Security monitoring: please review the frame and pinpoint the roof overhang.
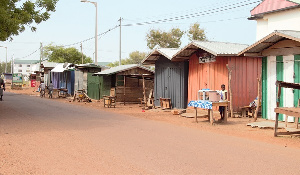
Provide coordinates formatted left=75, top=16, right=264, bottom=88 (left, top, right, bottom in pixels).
left=238, top=30, right=300, bottom=56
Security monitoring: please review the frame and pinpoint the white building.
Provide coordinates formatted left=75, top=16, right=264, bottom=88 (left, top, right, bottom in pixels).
left=13, top=59, right=40, bottom=76
left=249, top=0, right=300, bottom=40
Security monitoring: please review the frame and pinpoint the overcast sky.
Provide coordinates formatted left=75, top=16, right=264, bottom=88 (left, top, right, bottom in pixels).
left=0, top=0, right=259, bottom=63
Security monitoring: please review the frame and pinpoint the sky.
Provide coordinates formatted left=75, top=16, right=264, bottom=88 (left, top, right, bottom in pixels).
left=0, top=0, right=260, bottom=63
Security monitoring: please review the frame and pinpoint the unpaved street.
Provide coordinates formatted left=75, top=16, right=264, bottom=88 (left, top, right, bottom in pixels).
left=1, top=92, right=300, bottom=174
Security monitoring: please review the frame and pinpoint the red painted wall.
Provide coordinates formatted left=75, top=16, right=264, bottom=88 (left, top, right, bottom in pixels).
left=188, top=54, right=262, bottom=111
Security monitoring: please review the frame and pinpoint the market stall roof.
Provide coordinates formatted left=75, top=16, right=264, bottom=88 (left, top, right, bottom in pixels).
left=172, top=41, right=248, bottom=61
left=94, top=64, right=154, bottom=76
left=142, top=48, right=181, bottom=65
left=75, top=63, right=105, bottom=69
left=51, top=63, right=74, bottom=72
left=41, top=61, right=59, bottom=68
left=238, top=30, right=300, bottom=56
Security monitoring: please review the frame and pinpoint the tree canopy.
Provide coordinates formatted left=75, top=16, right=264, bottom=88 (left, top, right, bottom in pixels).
left=0, top=0, right=59, bottom=41
left=187, top=23, right=207, bottom=41
left=146, top=28, right=185, bottom=49
left=0, top=61, right=11, bottom=74
left=43, top=45, right=93, bottom=64
left=108, top=51, right=147, bottom=67
left=146, top=23, right=207, bottom=49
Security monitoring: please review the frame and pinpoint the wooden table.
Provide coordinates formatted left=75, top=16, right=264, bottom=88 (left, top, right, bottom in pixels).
left=58, top=88, right=68, bottom=98
left=274, top=107, right=300, bottom=136
left=103, top=96, right=116, bottom=108
left=189, top=101, right=228, bottom=125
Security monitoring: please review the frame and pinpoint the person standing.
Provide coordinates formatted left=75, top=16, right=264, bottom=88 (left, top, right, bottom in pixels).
left=219, top=84, right=227, bottom=120
left=0, top=77, right=5, bottom=101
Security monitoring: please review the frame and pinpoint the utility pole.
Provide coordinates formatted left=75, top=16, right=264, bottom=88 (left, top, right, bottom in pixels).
left=5, top=47, right=7, bottom=73
left=40, top=42, right=43, bottom=72
left=118, top=17, right=123, bottom=66
left=81, top=42, right=83, bottom=64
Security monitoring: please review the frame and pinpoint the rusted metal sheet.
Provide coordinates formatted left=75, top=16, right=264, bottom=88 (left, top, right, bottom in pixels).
left=251, top=0, right=299, bottom=16
left=188, top=54, right=262, bottom=112
left=188, top=54, right=228, bottom=103
left=228, top=56, right=262, bottom=111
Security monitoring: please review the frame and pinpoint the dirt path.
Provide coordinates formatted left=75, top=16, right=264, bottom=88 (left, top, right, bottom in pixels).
left=1, top=90, right=300, bottom=174
left=6, top=87, right=300, bottom=149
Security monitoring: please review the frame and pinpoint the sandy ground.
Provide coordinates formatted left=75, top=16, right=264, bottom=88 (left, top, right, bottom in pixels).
left=6, top=86, right=300, bottom=149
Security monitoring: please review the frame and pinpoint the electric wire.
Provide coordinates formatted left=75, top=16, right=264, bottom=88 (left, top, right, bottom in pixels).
left=122, top=0, right=261, bottom=26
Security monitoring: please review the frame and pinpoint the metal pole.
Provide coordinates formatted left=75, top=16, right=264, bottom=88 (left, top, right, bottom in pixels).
left=81, top=42, right=83, bottom=64
left=40, top=42, right=43, bottom=72
left=119, top=17, right=122, bottom=66
left=95, top=2, right=98, bottom=65
left=5, top=47, right=7, bottom=73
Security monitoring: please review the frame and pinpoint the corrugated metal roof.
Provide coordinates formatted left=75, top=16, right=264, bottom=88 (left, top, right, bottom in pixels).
left=250, top=0, right=299, bottom=16
left=14, top=60, right=39, bottom=64
left=173, top=41, right=248, bottom=61
left=94, top=64, right=154, bottom=75
left=238, top=30, right=300, bottom=55
left=142, top=48, right=180, bottom=65
left=76, top=63, right=104, bottom=68
left=51, top=63, right=73, bottom=72
left=41, top=61, right=59, bottom=68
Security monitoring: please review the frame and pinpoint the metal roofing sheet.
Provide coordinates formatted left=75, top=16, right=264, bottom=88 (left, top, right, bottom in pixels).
left=142, top=48, right=180, bottom=64
left=41, top=61, right=59, bottom=68
left=51, top=63, right=73, bottom=72
left=238, top=30, right=300, bottom=55
left=251, top=0, right=299, bottom=16
left=94, top=64, right=154, bottom=75
left=14, top=60, right=40, bottom=64
left=173, top=41, right=248, bottom=60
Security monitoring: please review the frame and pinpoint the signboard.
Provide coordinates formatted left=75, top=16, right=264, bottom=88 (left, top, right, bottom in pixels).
left=12, top=73, right=23, bottom=83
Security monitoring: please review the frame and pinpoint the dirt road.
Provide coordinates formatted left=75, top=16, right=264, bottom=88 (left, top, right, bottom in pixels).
left=1, top=92, right=300, bottom=174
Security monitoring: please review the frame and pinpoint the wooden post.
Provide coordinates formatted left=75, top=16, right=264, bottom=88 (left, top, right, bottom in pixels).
left=142, top=75, right=146, bottom=107
left=195, top=107, right=198, bottom=123
left=274, top=82, right=282, bottom=137
left=254, top=77, right=261, bottom=121
left=226, top=65, right=233, bottom=118
left=123, top=75, right=126, bottom=105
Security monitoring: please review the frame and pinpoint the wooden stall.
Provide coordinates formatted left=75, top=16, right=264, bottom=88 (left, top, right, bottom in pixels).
left=142, top=48, right=189, bottom=109
left=173, top=41, right=262, bottom=112
left=94, top=64, right=154, bottom=104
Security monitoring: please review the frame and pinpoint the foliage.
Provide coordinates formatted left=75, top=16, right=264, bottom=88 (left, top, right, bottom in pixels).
left=146, top=28, right=185, bottom=49
left=187, top=23, right=207, bottom=41
left=0, top=61, right=12, bottom=74
left=108, top=51, right=147, bottom=67
left=43, top=45, right=93, bottom=64
left=0, top=0, right=59, bottom=41
left=146, top=23, right=207, bottom=49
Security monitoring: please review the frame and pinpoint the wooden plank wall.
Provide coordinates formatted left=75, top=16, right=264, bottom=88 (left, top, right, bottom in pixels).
left=116, top=76, right=154, bottom=102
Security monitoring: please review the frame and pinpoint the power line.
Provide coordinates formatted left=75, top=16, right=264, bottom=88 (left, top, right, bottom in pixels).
left=122, top=0, right=261, bottom=27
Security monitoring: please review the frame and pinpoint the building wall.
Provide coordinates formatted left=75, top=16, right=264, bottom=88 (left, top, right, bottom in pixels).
left=189, top=54, right=262, bottom=111
left=13, top=63, right=34, bottom=76
left=155, top=56, right=188, bottom=109
left=188, top=54, right=228, bottom=103
left=228, top=56, right=262, bottom=111
left=256, top=8, right=300, bottom=40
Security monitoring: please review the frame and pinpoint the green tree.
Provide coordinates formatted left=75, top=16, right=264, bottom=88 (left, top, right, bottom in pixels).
left=43, top=45, right=93, bottom=64
left=0, top=0, right=59, bottom=41
left=0, top=61, right=12, bottom=74
left=187, top=23, right=207, bottom=41
left=146, top=28, right=185, bottom=49
left=108, top=51, right=147, bottom=67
